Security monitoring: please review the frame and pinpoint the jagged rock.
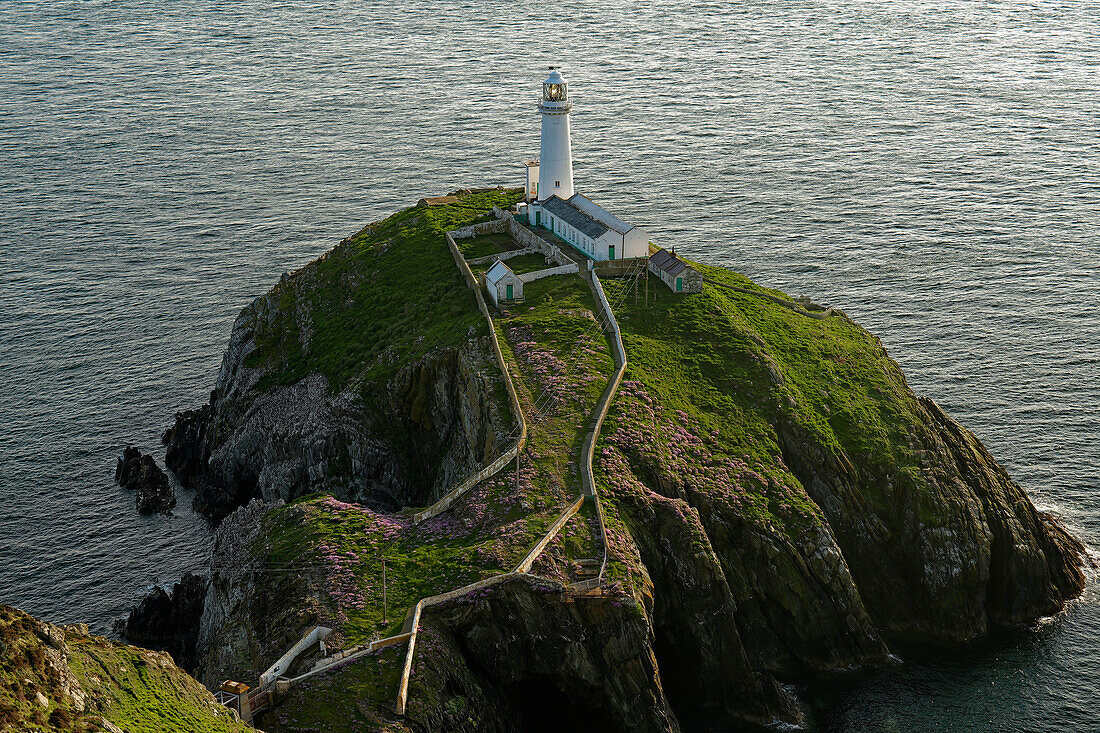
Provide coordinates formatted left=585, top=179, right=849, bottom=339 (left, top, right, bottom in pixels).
left=163, top=300, right=511, bottom=521
left=194, top=498, right=313, bottom=689
left=114, top=572, right=208, bottom=670
left=406, top=577, right=688, bottom=733
left=115, top=446, right=175, bottom=514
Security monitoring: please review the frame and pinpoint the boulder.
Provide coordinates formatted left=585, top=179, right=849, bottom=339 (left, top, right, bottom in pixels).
left=115, top=447, right=175, bottom=514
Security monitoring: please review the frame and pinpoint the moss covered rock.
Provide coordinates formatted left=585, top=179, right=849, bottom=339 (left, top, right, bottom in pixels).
left=0, top=605, right=249, bottom=733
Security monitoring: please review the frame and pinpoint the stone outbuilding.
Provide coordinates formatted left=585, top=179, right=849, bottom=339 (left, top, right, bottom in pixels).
left=484, top=260, right=524, bottom=306
left=648, top=248, right=702, bottom=294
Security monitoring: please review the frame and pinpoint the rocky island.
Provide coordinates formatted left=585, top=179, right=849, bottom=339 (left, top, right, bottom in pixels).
left=149, top=188, right=1088, bottom=730
left=2, top=188, right=1086, bottom=732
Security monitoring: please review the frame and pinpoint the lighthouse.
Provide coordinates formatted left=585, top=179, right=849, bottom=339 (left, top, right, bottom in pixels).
left=523, top=69, right=650, bottom=263
left=536, top=68, right=574, bottom=201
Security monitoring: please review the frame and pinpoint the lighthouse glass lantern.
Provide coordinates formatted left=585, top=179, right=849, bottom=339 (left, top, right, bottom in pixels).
left=544, top=80, right=566, bottom=102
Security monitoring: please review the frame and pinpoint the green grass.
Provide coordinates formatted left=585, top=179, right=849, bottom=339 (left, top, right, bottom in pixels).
left=456, top=232, right=512, bottom=260
left=595, top=261, right=930, bottom=542
left=66, top=641, right=251, bottom=733
left=248, top=272, right=616, bottom=651
left=259, top=647, right=405, bottom=733
left=244, top=189, right=524, bottom=394
left=0, top=605, right=249, bottom=733
left=502, top=253, right=550, bottom=275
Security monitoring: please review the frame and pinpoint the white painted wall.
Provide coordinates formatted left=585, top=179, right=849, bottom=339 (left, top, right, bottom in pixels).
left=524, top=163, right=539, bottom=202
left=537, top=70, right=574, bottom=201
left=622, top=227, right=649, bottom=259
left=487, top=271, right=523, bottom=305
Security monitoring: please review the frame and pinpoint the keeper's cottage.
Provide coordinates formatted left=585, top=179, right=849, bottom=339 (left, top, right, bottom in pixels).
left=522, top=69, right=650, bottom=262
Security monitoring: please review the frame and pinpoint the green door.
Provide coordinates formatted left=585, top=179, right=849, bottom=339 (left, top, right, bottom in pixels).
left=676, top=277, right=683, bottom=292
left=534, top=211, right=540, bottom=226
left=506, top=284, right=514, bottom=300
left=608, top=245, right=615, bottom=260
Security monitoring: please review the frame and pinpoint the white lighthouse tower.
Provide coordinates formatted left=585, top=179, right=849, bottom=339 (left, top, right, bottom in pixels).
left=521, top=69, right=650, bottom=263
left=536, top=68, right=574, bottom=201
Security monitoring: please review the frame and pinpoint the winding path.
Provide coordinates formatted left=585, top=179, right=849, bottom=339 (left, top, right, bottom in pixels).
left=252, top=216, right=630, bottom=721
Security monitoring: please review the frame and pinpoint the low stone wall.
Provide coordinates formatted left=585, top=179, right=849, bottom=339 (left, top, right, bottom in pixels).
left=449, top=218, right=508, bottom=240
left=518, top=263, right=579, bottom=283
left=577, top=270, right=627, bottom=587
left=417, top=233, right=528, bottom=525
left=514, top=495, right=586, bottom=573
left=467, top=247, right=540, bottom=266
left=259, top=626, right=331, bottom=688
left=396, top=498, right=585, bottom=715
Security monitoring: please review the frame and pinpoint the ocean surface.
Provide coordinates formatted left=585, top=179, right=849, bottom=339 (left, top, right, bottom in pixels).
left=1, top=1, right=1097, bottom=730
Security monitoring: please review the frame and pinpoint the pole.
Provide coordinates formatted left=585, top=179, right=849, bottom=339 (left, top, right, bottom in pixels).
left=382, top=558, right=387, bottom=626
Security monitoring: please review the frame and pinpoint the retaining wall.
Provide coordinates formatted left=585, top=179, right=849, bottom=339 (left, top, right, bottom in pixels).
left=467, top=246, right=540, bottom=266
left=501, top=216, right=573, bottom=266
left=449, top=218, right=508, bottom=240
left=518, top=262, right=579, bottom=283
left=576, top=270, right=627, bottom=586
left=259, top=626, right=331, bottom=688
left=594, top=257, right=648, bottom=277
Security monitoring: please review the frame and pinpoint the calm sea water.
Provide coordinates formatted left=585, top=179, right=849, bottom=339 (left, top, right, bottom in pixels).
left=2, top=1, right=1097, bottom=730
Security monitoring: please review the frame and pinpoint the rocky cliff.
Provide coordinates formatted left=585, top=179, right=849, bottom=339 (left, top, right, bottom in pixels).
left=0, top=604, right=249, bottom=733
left=164, top=191, right=1085, bottom=733
left=164, top=195, right=515, bottom=521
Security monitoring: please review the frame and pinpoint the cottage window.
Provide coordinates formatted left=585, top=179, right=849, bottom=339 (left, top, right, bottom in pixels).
left=555, top=180, right=561, bottom=188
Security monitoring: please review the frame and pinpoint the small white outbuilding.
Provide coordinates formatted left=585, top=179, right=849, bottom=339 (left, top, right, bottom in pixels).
left=484, top=260, right=524, bottom=306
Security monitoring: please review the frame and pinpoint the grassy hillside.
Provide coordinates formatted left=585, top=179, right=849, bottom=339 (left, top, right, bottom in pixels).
left=244, top=189, right=524, bottom=393
left=0, top=605, right=249, bottom=733
left=250, top=272, right=615, bottom=643
left=248, top=272, right=619, bottom=731
left=596, top=262, right=929, bottom=541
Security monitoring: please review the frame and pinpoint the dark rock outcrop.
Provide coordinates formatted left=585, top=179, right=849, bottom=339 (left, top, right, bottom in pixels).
left=405, top=577, right=683, bottom=733
left=115, top=447, right=175, bottom=514
left=163, top=294, right=511, bottom=522
left=114, top=573, right=208, bottom=671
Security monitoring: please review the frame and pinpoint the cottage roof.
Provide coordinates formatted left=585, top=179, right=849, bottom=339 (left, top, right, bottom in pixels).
left=541, top=196, right=609, bottom=239
left=486, top=260, right=517, bottom=285
left=650, top=249, right=687, bottom=276
left=568, top=193, right=634, bottom=235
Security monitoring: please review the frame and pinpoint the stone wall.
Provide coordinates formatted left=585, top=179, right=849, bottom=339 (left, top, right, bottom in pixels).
left=504, top=217, right=573, bottom=266
left=594, top=257, right=648, bottom=277
left=449, top=218, right=508, bottom=240
left=518, top=263, right=579, bottom=283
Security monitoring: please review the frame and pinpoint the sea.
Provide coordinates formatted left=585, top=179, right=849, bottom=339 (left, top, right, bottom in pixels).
left=1, top=1, right=1097, bottom=730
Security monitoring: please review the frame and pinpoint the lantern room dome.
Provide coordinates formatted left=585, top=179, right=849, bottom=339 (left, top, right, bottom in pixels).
left=539, top=68, right=571, bottom=112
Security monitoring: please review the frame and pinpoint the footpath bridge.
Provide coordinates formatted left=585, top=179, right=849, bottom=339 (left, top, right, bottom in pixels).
left=238, top=212, right=634, bottom=723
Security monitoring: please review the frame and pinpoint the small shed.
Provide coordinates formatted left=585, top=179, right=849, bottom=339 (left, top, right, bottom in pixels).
left=215, top=681, right=253, bottom=722
left=648, top=248, right=702, bottom=294
left=485, top=260, right=524, bottom=306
